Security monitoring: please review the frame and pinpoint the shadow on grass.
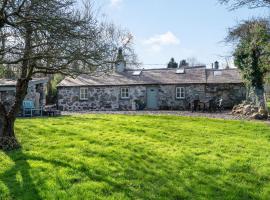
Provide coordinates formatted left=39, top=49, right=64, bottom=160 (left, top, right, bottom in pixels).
left=80, top=145, right=262, bottom=199
left=0, top=149, right=42, bottom=200
left=0, top=147, right=265, bottom=199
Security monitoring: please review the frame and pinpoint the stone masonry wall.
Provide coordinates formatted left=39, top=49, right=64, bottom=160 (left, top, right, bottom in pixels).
left=57, top=83, right=246, bottom=111
left=0, top=90, right=16, bottom=111
left=205, top=84, right=246, bottom=108
left=158, top=84, right=206, bottom=110
left=57, top=86, right=147, bottom=111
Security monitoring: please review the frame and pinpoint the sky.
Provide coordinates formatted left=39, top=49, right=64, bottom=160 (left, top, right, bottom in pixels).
left=87, top=0, right=269, bottom=68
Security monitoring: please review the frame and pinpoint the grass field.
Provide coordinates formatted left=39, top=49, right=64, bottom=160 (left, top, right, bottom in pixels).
left=0, top=114, right=270, bottom=200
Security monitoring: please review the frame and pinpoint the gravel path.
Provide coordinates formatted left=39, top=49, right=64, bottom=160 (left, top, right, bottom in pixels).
left=62, top=110, right=270, bottom=125
left=62, top=110, right=249, bottom=120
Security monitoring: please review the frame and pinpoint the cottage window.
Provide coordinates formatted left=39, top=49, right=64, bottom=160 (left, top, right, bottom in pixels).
left=176, top=87, right=185, bottom=99
left=121, top=88, right=130, bottom=99
left=80, top=88, right=88, bottom=100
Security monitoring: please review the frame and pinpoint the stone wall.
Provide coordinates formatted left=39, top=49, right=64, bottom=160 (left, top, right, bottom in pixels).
left=57, top=83, right=246, bottom=111
left=0, top=90, right=16, bottom=111
left=205, top=84, right=246, bottom=108
left=57, top=86, right=147, bottom=111
left=158, top=84, right=206, bottom=110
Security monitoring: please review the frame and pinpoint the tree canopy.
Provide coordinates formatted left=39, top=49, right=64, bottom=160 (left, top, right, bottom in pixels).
left=167, top=58, right=178, bottom=68
left=227, top=19, right=270, bottom=88
left=0, top=0, right=135, bottom=77
left=179, top=60, right=189, bottom=67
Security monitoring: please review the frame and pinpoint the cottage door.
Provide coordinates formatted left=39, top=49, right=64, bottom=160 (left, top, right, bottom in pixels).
left=147, top=87, right=158, bottom=110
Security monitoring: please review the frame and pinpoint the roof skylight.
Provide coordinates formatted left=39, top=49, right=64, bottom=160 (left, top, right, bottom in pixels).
left=132, top=70, right=142, bottom=76
left=176, top=68, right=185, bottom=74
left=214, top=71, right=222, bottom=76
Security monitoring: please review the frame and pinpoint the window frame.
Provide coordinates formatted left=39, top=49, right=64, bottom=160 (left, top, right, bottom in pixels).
left=176, top=87, right=185, bottom=99
left=80, top=87, right=88, bottom=100
left=120, top=87, right=130, bottom=99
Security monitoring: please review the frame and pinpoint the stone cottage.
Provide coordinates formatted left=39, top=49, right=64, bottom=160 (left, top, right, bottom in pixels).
left=57, top=54, right=246, bottom=111
left=0, top=78, right=48, bottom=111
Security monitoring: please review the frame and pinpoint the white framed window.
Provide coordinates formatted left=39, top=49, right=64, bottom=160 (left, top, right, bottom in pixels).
left=80, top=87, right=88, bottom=100
left=120, top=88, right=130, bottom=99
left=176, top=87, right=185, bottom=99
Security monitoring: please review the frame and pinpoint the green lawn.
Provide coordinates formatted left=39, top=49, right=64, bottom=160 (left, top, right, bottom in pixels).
left=0, top=115, right=270, bottom=200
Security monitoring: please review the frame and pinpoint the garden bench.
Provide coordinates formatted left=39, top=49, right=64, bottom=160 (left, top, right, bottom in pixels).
left=22, top=100, right=43, bottom=117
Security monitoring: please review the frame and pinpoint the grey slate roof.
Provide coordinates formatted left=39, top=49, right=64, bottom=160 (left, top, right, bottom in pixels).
left=0, top=79, right=16, bottom=87
left=206, top=68, right=243, bottom=84
left=58, top=66, right=243, bottom=87
left=0, top=78, right=48, bottom=87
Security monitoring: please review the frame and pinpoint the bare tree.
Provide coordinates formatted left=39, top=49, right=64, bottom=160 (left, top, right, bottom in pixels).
left=186, top=57, right=204, bottom=67
left=219, top=0, right=270, bottom=9
left=0, top=0, right=136, bottom=150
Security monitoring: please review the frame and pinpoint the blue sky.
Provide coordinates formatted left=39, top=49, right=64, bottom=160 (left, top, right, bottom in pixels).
left=92, top=0, right=269, bottom=67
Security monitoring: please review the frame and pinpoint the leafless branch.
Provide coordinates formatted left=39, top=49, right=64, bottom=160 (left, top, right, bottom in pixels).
left=219, top=0, right=270, bottom=10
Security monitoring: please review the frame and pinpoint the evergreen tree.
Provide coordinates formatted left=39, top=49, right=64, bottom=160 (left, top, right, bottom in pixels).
left=167, top=58, right=178, bottom=68
left=227, top=19, right=270, bottom=113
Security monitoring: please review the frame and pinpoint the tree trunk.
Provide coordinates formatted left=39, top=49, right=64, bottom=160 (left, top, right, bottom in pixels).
left=255, top=87, right=269, bottom=112
left=247, top=86, right=269, bottom=119
left=248, top=86, right=269, bottom=118
left=0, top=78, right=30, bottom=151
left=0, top=116, right=20, bottom=151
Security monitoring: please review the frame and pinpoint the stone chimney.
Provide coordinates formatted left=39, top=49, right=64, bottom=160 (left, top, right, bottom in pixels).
left=214, top=61, right=219, bottom=69
left=115, top=48, right=126, bottom=73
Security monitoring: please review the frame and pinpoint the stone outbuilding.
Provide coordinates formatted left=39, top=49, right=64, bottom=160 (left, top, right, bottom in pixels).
left=0, top=78, right=48, bottom=111
left=57, top=56, right=246, bottom=111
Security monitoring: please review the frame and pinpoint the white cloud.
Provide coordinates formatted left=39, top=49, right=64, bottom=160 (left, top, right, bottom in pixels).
left=110, top=0, right=123, bottom=7
left=143, top=31, right=180, bottom=52
left=144, top=32, right=180, bottom=46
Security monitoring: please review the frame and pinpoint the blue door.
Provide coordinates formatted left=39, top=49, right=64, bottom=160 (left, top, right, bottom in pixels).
left=147, top=87, right=158, bottom=109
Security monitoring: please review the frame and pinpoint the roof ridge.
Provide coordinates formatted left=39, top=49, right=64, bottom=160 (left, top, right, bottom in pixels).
left=206, top=68, right=239, bottom=71
left=126, top=66, right=206, bottom=72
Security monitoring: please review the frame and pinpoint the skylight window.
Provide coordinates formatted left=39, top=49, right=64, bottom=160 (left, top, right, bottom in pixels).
left=132, top=70, right=142, bottom=76
left=214, top=71, right=222, bottom=76
left=176, top=68, right=185, bottom=74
